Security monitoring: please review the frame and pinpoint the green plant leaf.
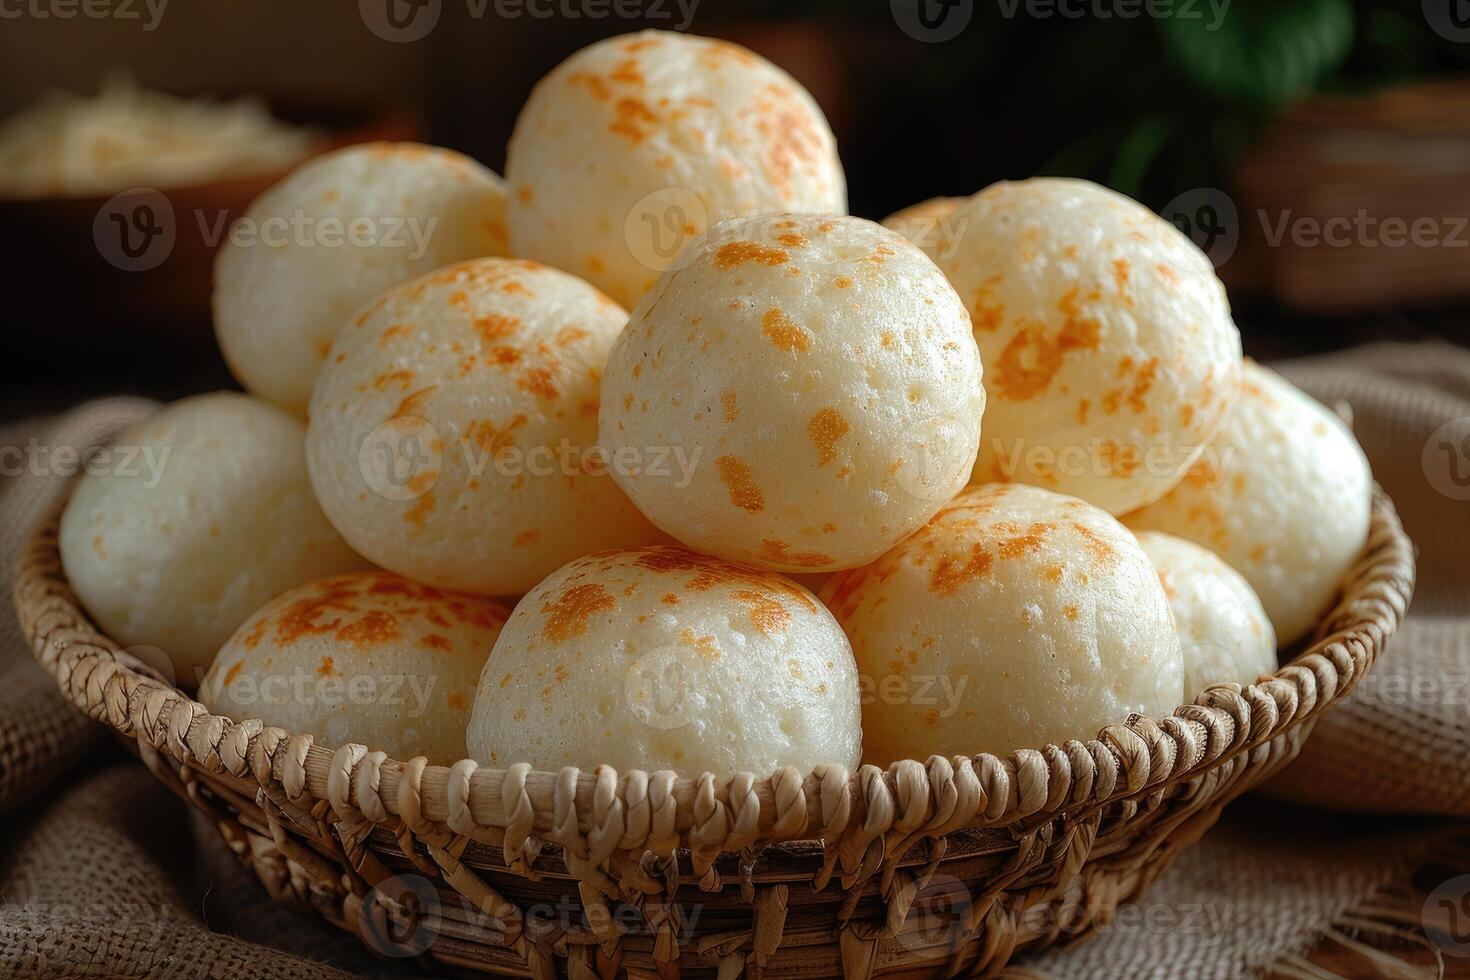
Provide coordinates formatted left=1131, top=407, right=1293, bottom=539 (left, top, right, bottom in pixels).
left=1161, top=0, right=1355, bottom=108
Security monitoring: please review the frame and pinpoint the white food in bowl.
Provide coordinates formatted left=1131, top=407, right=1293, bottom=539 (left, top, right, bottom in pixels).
left=58, top=392, right=365, bottom=679
left=200, top=571, right=508, bottom=763
left=1124, top=361, right=1372, bottom=646
left=214, top=142, right=509, bottom=416
left=935, top=177, right=1242, bottom=515
left=307, top=257, right=663, bottom=597
left=506, top=29, right=846, bottom=310
left=1133, top=530, right=1276, bottom=699
left=600, top=213, right=985, bottom=572
left=823, top=483, right=1183, bottom=764
left=467, top=546, right=861, bottom=776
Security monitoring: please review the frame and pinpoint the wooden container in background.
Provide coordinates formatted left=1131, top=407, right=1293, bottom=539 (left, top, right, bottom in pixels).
left=1232, top=78, right=1470, bottom=313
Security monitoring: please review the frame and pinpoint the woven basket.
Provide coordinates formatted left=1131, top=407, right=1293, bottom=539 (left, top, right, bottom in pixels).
left=14, top=489, right=1414, bottom=978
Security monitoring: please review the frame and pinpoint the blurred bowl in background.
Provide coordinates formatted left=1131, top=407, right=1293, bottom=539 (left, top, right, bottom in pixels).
left=1, top=105, right=420, bottom=366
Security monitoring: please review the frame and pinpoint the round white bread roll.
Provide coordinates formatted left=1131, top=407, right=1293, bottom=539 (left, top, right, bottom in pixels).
left=506, top=30, right=846, bottom=310
left=200, top=571, right=508, bottom=762
left=600, top=213, right=985, bottom=572
left=214, top=142, right=509, bottom=416
left=467, top=546, right=861, bottom=776
left=58, top=393, right=365, bottom=679
left=822, top=483, right=1182, bottom=764
left=307, top=257, right=662, bottom=596
left=1125, top=361, right=1372, bottom=646
left=1133, top=531, right=1276, bottom=700
left=881, top=195, right=967, bottom=261
left=934, top=178, right=1242, bottom=515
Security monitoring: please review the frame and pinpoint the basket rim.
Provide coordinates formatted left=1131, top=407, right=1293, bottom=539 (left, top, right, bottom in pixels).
left=13, top=487, right=1414, bottom=875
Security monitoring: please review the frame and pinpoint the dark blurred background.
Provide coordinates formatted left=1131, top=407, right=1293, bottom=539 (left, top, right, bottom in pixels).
left=3, top=0, right=1469, bottom=420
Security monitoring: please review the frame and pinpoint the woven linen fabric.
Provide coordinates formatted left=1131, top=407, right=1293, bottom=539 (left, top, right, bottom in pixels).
left=1, top=343, right=1467, bottom=978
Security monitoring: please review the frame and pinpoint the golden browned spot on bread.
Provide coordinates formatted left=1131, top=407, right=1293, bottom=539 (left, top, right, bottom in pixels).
left=627, top=547, right=818, bottom=610
left=421, top=634, right=454, bottom=651
left=513, top=529, right=541, bottom=547
left=998, top=522, right=1052, bottom=560
left=971, top=274, right=1005, bottom=332
left=761, top=307, right=812, bottom=353
left=404, top=493, right=435, bottom=530
left=467, top=415, right=528, bottom=459
left=930, top=543, right=993, bottom=595
left=1070, top=522, right=1115, bottom=563
left=315, top=656, right=335, bottom=678
left=732, top=589, right=791, bottom=635
left=223, top=660, right=244, bottom=687
left=541, top=583, right=615, bottom=642
left=517, top=364, right=560, bottom=400
left=834, top=275, right=852, bottom=289
left=714, top=241, right=788, bottom=269
left=337, top=610, right=401, bottom=647
left=609, top=98, right=658, bottom=143
left=721, top=389, right=739, bottom=422
left=759, top=539, right=833, bottom=569
left=472, top=313, right=521, bottom=343
left=776, top=232, right=809, bottom=248
left=716, top=456, right=765, bottom=512
left=1112, top=258, right=1130, bottom=293
left=447, top=691, right=468, bottom=711
left=991, top=290, right=1101, bottom=401
left=567, top=71, right=611, bottom=101
left=390, top=386, right=438, bottom=420
left=806, top=408, right=849, bottom=466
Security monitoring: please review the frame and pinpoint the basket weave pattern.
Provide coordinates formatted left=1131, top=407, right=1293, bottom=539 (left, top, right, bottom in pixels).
left=14, top=491, right=1414, bottom=977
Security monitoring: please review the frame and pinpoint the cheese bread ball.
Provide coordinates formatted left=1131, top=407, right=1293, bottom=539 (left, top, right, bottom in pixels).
left=1125, top=362, right=1372, bottom=646
left=467, top=546, right=861, bottom=776
left=215, top=142, right=509, bottom=416
left=308, top=257, right=663, bottom=596
left=506, top=30, right=846, bottom=309
left=882, top=195, right=967, bottom=261
left=935, top=178, right=1241, bottom=515
left=59, top=393, right=365, bottom=679
left=1134, top=531, right=1276, bottom=700
left=601, top=213, right=985, bottom=572
left=822, top=483, right=1182, bottom=764
left=201, top=572, right=507, bottom=762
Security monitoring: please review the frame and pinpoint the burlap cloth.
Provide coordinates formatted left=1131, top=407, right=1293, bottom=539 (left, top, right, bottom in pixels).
left=2, top=342, right=1468, bottom=979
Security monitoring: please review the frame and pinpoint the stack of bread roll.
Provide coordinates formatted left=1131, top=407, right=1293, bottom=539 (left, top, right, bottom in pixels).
left=59, top=30, right=1372, bottom=775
